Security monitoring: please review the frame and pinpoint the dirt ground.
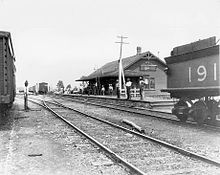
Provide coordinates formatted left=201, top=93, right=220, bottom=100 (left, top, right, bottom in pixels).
left=0, top=98, right=130, bottom=175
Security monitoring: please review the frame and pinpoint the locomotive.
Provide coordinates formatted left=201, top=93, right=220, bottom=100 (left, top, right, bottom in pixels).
left=162, top=37, right=220, bottom=125
left=0, top=31, right=16, bottom=111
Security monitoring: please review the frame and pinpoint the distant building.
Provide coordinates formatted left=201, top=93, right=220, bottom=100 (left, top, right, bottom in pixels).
left=77, top=47, right=168, bottom=97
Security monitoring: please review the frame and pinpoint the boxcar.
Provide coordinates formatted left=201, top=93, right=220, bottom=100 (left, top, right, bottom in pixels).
left=38, top=82, right=48, bottom=94
left=162, top=37, right=220, bottom=125
left=0, top=31, right=16, bottom=110
left=28, top=85, right=36, bottom=94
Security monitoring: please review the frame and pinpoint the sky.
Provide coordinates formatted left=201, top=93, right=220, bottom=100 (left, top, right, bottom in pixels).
left=0, top=0, right=220, bottom=89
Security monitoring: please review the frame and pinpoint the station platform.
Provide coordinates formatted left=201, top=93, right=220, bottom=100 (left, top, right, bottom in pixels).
left=88, top=94, right=173, bottom=102
left=68, top=94, right=174, bottom=113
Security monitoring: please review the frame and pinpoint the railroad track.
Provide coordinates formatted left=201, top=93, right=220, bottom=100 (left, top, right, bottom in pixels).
left=29, top=97, right=220, bottom=175
left=58, top=95, right=220, bottom=132
left=28, top=98, right=135, bottom=175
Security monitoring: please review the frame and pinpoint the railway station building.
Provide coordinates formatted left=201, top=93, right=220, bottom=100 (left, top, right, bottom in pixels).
left=77, top=47, right=168, bottom=98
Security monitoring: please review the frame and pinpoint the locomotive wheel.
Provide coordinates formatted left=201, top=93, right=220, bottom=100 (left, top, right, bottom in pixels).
left=205, top=99, right=219, bottom=122
left=174, top=100, right=189, bottom=122
left=176, top=114, right=188, bottom=122
left=7, top=102, right=13, bottom=109
left=192, top=101, right=208, bottom=125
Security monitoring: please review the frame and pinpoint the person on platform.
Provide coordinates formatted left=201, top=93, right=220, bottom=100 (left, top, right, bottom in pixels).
left=145, top=77, right=149, bottom=89
left=94, top=82, right=98, bottom=95
left=116, top=80, right=120, bottom=98
left=126, top=78, right=132, bottom=100
left=139, top=76, right=145, bottom=100
left=109, top=84, right=113, bottom=96
left=101, top=85, right=105, bottom=95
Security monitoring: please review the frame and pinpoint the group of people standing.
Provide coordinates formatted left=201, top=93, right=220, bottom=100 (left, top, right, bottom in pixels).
left=101, top=84, right=114, bottom=96
left=115, top=76, right=145, bottom=100
left=89, top=76, right=146, bottom=100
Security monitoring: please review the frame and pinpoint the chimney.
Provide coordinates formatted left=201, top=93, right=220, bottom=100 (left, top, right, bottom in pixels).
left=137, top=46, right=141, bottom=55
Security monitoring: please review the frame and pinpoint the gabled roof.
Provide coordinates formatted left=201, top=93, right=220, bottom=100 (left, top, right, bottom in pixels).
left=77, top=51, right=166, bottom=81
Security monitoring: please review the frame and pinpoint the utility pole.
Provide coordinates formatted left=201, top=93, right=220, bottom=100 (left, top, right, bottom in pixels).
left=115, top=36, right=129, bottom=97
left=24, top=80, right=29, bottom=111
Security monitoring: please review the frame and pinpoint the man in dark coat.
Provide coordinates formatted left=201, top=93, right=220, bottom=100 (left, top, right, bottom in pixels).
left=139, top=76, right=145, bottom=100
left=116, top=79, right=120, bottom=98
left=125, top=78, right=132, bottom=100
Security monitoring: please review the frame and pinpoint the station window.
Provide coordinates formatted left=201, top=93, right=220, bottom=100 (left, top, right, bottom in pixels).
left=143, top=76, right=155, bottom=90
left=150, top=78, right=155, bottom=89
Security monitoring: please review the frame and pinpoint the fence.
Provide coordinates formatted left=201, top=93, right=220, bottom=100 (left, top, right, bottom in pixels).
left=120, top=88, right=140, bottom=97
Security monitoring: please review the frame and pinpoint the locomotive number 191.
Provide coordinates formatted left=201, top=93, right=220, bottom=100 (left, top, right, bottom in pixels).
left=188, top=63, right=217, bottom=82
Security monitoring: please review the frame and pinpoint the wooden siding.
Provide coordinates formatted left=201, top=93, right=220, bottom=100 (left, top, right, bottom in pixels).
left=0, top=35, right=16, bottom=103
left=127, top=59, right=167, bottom=96
left=0, top=38, right=4, bottom=94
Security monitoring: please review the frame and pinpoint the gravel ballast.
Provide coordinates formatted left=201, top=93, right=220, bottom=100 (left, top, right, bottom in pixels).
left=58, top=98, right=220, bottom=163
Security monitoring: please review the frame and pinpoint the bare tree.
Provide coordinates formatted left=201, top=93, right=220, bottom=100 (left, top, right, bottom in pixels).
left=66, top=84, right=71, bottom=91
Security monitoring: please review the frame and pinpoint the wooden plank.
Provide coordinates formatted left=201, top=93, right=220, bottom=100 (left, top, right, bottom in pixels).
left=122, top=119, right=145, bottom=133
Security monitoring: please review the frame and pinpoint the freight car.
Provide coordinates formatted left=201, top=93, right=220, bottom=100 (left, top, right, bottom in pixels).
left=162, top=37, right=220, bottom=125
left=28, top=85, right=35, bottom=93
left=0, top=31, right=16, bottom=111
left=28, top=82, right=49, bottom=95
left=38, top=82, right=48, bottom=94
left=28, top=85, right=37, bottom=94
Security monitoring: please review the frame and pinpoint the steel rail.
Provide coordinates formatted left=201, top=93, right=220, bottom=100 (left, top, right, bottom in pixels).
left=29, top=98, right=45, bottom=107
left=29, top=98, right=146, bottom=175
left=87, top=99, right=174, bottom=116
left=86, top=97, right=172, bottom=115
left=62, top=94, right=172, bottom=114
left=52, top=99, right=220, bottom=168
left=61, top=96, right=176, bottom=119
left=60, top=96, right=194, bottom=124
left=61, top=95, right=220, bottom=131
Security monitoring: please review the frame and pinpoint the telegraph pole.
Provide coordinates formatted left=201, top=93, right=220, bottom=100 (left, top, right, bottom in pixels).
left=115, top=36, right=129, bottom=96
left=24, top=80, right=29, bottom=111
